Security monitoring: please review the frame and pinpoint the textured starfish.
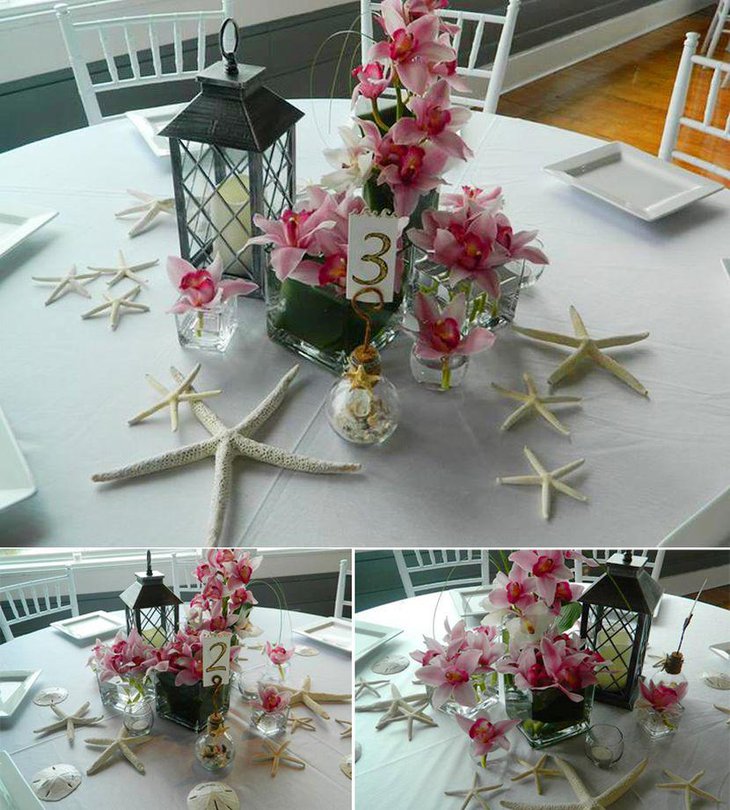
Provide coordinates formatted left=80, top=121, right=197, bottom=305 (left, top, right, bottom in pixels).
left=656, top=770, right=721, bottom=809
left=287, top=713, right=316, bottom=733
left=355, top=686, right=429, bottom=713
left=279, top=676, right=352, bottom=720
left=84, top=727, right=153, bottom=775
left=714, top=704, right=730, bottom=725
left=345, top=364, right=380, bottom=390
left=128, top=364, right=222, bottom=432
left=81, top=284, right=149, bottom=330
left=252, top=739, right=306, bottom=777
left=32, top=264, right=100, bottom=305
left=92, top=366, right=360, bottom=546
left=497, top=446, right=587, bottom=520
left=115, top=189, right=175, bottom=238
left=33, top=701, right=104, bottom=742
left=500, top=756, right=648, bottom=810
left=336, top=718, right=352, bottom=738
left=513, top=306, right=649, bottom=396
left=388, top=700, right=436, bottom=741
left=511, top=755, right=564, bottom=796
left=355, top=678, right=389, bottom=699
left=88, top=250, right=159, bottom=287
left=492, top=373, right=581, bottom=436
left=445, top=773, right=503, bottom=810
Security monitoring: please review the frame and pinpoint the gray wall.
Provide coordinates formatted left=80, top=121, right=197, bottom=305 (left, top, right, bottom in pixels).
left=1, top=0, right=673, bottom=153
left=355, top=550, right=729, bottom=611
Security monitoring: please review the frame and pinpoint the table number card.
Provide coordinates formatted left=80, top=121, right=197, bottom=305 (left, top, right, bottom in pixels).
left=202, top=631, right=232, bottom=686
left=346, top=211, right=400, bottom=303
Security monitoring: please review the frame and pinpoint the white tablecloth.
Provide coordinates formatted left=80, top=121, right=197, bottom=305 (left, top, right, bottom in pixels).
left=1, top=99, right=729, bottom=547
left=355, top=592, right=730, bottom=810
left=0, top=607, right=351, bottom=809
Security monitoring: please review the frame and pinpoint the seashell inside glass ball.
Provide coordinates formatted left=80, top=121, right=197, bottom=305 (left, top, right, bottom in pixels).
left=325, top=376, right=399, bottom=445
left=31, top=764, right=81, bottom=802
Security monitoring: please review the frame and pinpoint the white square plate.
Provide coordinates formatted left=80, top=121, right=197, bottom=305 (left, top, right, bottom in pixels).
left=544, top=142, right=723, bottom=221
left=50, top=611, right=123, bottom=642
left=0, top=406, right=35, bottom=512
left=0, top=751, right=43, bottom=810
left=126, top=103, right=185, bottom=158
left=0, top=205, right=57, bottom=262
left=0, top=670, right=41, bottom=719
left=710, top=641, right=730, bottom=660
left=293, top=617, right=352, bottom=653
left=449, top=586, right=491, bottom=618
left=354, top=620, right=403, bottom=663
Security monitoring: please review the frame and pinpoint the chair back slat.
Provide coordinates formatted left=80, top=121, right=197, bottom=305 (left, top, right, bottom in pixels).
left=467, top=18, right=485, bottom=70
left=173, top=20, right=183, bottom=75
left=97, top=27, right=119, bottom=84
left=197, top=18, right=206, bottom=72
left=452, top=10, right=464, bottom=55
left=124, top=27, right=140, bottom=80
left=393, top=550, right=491, bottom=599
left=703, top=67, right=723, bottom=126
left=334, top=558, right=352, bottom=620
left=148, top=23, right=162, bottom=76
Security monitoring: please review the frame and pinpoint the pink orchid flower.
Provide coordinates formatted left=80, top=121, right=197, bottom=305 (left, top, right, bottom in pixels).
left=548, top=581, right=584, bottom=615
left=167, top=255, right=258, bottom=313
left=369, top=0, right=456, bottom=95
left=441, top=185, right=503, bottom=215
left=352, top=62, right=391, bottom=104
left=205, top=548, right=236, bottom=574
left=636, top=679, right=688, bottom=714
left=322, top=125, right=375, bottom=191
left=391, top=79, right=472, bottom=160
left=252, top=684, right=290, bottom=714
left=415, top=647, right=482, bottom=707
left=509, top=550, right=572, bottom=606
left=467, top=629, right=505, bottom=673
left=488, top=566, right=537, bottom=613
left=494, top=213, right=549, bottom=266
left=265, top=642, right=294, bottom=666
left=226, top=552, right=262, bottom=591
left=455, top=712, right=520, bottom=759
left=375, top=136, right=448, bottom=216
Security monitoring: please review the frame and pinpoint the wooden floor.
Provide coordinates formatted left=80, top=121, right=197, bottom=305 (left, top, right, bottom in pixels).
left=688, top=585, right=730, bottom=609
left=499, top=9, right=729, bottom=185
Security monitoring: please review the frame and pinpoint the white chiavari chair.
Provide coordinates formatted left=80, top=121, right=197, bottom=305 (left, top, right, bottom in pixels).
left=573, top=550, right=666, bottom=585
left=393, top=549, right=491, bottom=598
left=0, top=567, right=79, bottom=641
left=359, top=0, right=520, bottom=112
left=659, top=32, right=730, bottom=182
left=701, top=0, right=730, bottom=61
left=55, top=0, right=233, bottom=126
left=170, top=551, right=204, bottom=599
left=334, top=558, right=352, bottom=620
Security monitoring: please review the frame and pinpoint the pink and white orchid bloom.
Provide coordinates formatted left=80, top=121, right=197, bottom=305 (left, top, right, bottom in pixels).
left=494, top=213, right=549, bottom=266
left=441, top=185, right=503, bottom=215
left=376, top=138, right=449, bottom=217
left=369, top=0, right=456, bottom=96
left=252, top=683, right=291, bottom=714
left=455, top=712, right=520, bottom=760
left=167, top=254, right=258, bottom=313
left=351, top=62, right=392, bottom=104
left=416, top=646, right=483, bottom=708
left=636, top=679, right=687, bottom=717
left=509, top=550, right=572, bottom=607
left=322, top=125, right=376, bottom=192
left=488, top=566, right=537, bottom=613
left=265, top=642, right=294, bottom=666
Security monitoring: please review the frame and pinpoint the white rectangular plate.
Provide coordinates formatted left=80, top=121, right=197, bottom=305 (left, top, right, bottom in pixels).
left=0, top=406, right=35, bottom=512
left=0, top=751, right=43, bottom=810
left=710, top=641, right=730, bottom=660
left=50, top=610, right=123, bottom=642
left=544, top=142, right=723, bottom=221
left=0, top=205, right=57, bottom=262
left=293, top=617, right=352, bottom=653
left=0, top=670, right=41, bottom=719
left=126, top=103, right=185, bottom=158
left=354, top=620, right=403, bottom=663
left=449, top=586, right=491, bottom=618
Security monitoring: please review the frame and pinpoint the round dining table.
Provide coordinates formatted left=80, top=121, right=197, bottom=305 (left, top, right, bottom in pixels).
left=0, top=606, right=352, bottom=810
left=354, top=591, right=730, bottom=810
left=1, top=99, right=729, bottom=547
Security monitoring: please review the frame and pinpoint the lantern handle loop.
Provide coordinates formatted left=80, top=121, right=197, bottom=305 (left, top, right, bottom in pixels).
left=351, top=286, right=384, bottom=353
left=219, top=18, right=239, bottom=75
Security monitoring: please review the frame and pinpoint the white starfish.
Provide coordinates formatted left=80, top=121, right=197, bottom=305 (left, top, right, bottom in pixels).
left=360, top=684, right=430, bottom=731
left=115, top=189, right=175, bottom=238
left=279, top=675, right=352, bottom=720
left=445, top=773, right=503, bottom=810
left=512, top=306, right=649, bottom=397
left=252, top=739, right=305, bottom=778
left=33, top=701, right=104, bottom=742
left=88, top=250, right=159, bottom=287
left=355, top=677, right=389, bottom=699
left=84, top=727, right=153, bottom=775
left=714, top=704, right=730, bottom=725
left=128, top=364, right=222, bottom=432
left=32, top=264, right=100, bottom=305
left=497, top=446, right=587, bottom=520
left=656, top=770, right=722, bottom=809
left=335, top=718, right=352, bottom=738
left=81, top=284, right=149, bottom=330
left=500, top=756, right=648, bottom=810
left=492, top=373, right=581, bottom=436
left=355, top=685, right=429, bottom=713
left=287, top=713, right=316, bottom=733
left=390, top=700, right=436, bottom=740
left=511, top=755, right=564, bottom=796
left=92, top=366, right=360, bottom=546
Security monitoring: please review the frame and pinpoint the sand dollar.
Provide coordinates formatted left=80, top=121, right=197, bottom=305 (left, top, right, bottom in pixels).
left=32, top=765, right=81, bottom=802
left=33, top=688, right=68, bottom=706
left=371, top=654, right=410, bottom=675
left=187, top=783, right=240, bottom=810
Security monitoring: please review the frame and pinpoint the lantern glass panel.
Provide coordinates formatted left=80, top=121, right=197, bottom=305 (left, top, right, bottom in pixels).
left=128, top=604, right=178, bottom=648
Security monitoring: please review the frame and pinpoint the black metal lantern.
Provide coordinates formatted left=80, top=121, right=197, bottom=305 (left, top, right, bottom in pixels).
left=120, top=551, right=181, bottom=647
left=579, top=551, right=663, bottom=709
left=160, top=18, right=303, bottom=291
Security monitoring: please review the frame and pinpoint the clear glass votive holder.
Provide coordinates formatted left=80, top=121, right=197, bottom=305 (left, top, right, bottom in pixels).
left=175, top=297, right=237, bottom=352
left=584, top=724, right=624, bottom=768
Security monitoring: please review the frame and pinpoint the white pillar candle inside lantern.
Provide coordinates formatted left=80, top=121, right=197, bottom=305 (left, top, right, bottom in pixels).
left=596, top=628, right=632, bottom=690
left=211, top=174, right=252, bottom=275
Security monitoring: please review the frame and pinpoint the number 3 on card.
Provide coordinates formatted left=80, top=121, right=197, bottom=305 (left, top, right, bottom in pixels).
left=202, top=632, right=231, bottom=686
left=346, top=212, right=399, bottom=303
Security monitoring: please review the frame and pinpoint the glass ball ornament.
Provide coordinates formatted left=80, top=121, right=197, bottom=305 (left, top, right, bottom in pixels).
left=194, top=712, right=236, bottom=772
left=325, top=348, right=399, bottom=445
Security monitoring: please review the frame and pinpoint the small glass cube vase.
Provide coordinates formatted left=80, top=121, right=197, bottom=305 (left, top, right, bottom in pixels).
left=175, top=297, right=237, bottom=352
left=410, top=348, right=469, bottom=391
left=637, top=704, right=685, bottom=740
left=251, top=707, right=289, bottom=737
left=122, top=697, right=155, bottom=737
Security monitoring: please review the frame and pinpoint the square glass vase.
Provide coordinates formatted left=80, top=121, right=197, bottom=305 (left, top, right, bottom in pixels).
left=95, top=671, right=155, bottom=714
left=505, top=684, right=595, bottom=748
left=251, top=708, right=289, bottom=737
left=154, top=671, right=231, bottom=732
left=175, top=297, right=237, bottom=352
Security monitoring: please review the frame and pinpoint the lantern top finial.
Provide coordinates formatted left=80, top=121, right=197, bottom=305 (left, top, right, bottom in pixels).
left=622, top=550, right=632, bottom=565
left=146, top=549, right=152, bottom=577
left=219, top=18, right=239, bottom=76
